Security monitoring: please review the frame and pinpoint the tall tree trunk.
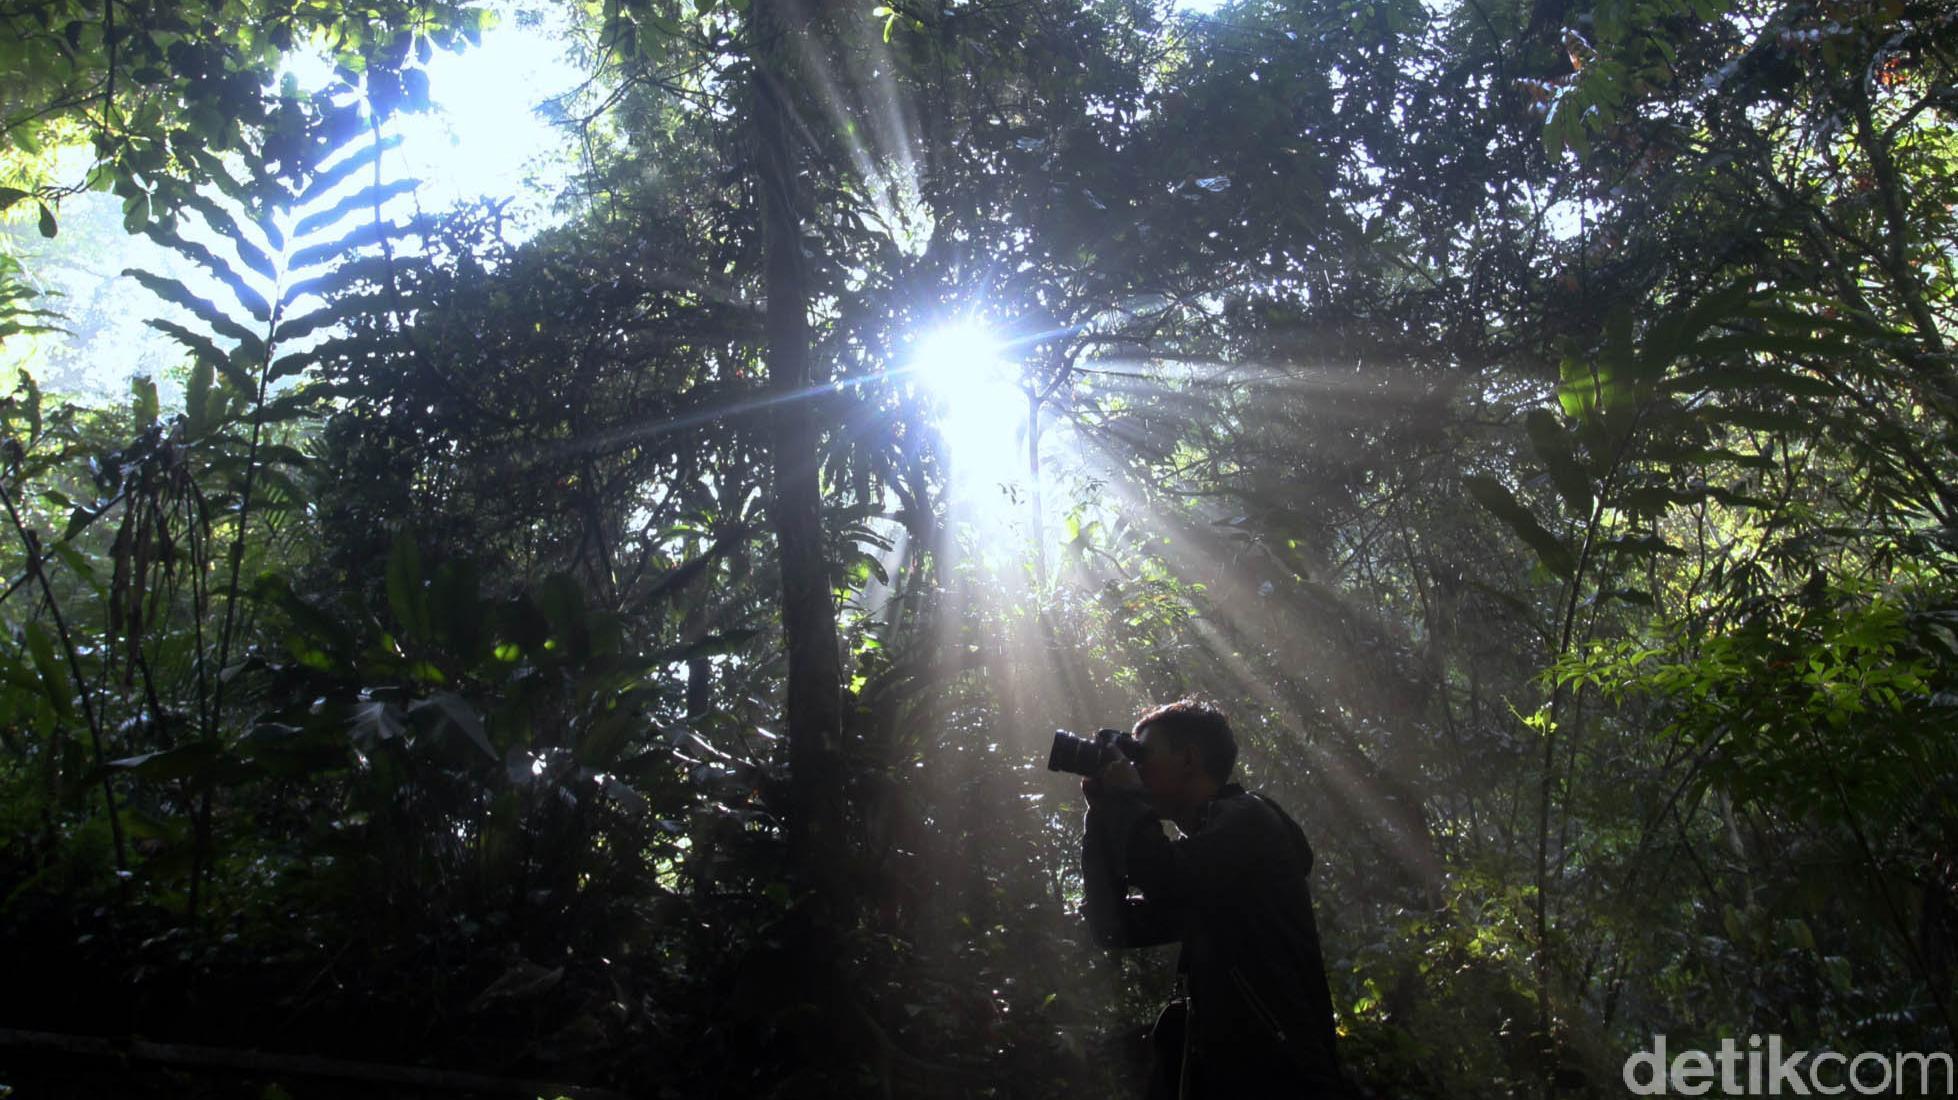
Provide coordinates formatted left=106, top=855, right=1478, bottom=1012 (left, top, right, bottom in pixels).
left=750, top=4, right=865, bottom=1083
left=753, top=0, right=846, bottom=902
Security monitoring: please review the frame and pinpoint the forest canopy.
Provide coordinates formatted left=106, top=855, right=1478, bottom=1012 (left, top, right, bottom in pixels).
left=1, top=0, right=1955, bottom=1095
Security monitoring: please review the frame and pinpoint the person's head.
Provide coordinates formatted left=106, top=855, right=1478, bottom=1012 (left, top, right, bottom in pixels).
left=1131, top=698, right=1236, bottom=819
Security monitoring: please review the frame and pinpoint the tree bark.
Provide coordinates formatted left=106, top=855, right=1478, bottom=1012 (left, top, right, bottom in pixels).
left=753, top=0, right=846, bottom=893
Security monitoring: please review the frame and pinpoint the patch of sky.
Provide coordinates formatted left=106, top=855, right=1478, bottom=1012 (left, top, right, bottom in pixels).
left=1, top=0, right=584, bottom=403
left=279, top=1, right=584, bottom=226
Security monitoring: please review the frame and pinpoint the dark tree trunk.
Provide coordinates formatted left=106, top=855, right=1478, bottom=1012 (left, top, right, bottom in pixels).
left=752, top=0, right=846, bottom=901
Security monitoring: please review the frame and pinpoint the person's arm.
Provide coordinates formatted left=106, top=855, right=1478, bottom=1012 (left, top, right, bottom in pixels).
left=1081, top=789, right=1183, bottom=949
left=1117, top=793, right=1269, bottom=906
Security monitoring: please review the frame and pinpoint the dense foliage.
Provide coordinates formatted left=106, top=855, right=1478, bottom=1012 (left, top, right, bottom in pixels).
left=1, top=0, right=1953, bottom=1095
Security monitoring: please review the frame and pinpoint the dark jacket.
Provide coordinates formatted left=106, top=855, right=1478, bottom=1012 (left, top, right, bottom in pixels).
left=1084, top=783, right=1349, bottom=1098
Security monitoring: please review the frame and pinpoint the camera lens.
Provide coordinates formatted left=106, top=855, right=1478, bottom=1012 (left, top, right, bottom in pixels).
left=1046, top=730, right=1104, bottom=776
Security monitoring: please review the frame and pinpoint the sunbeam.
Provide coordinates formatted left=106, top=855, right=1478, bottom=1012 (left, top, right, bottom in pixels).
left=907, top=321, right=1031, bottom=492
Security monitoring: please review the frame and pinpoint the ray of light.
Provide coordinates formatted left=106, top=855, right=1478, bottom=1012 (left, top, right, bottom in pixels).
left=906, top=321, right=1032, bottom=491
left=997, top=356, right=1453, bottom=882
left=786, top=29, right=931, bottom=253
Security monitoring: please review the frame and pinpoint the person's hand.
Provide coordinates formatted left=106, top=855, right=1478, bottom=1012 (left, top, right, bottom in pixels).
left=1097, top=755, right=1143, bottom=793
left=1082, top=756, right=1140, bottom=805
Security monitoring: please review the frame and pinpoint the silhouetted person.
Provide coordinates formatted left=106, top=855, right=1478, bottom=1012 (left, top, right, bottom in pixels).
left=1081, top=699, right=1351, bottom=1098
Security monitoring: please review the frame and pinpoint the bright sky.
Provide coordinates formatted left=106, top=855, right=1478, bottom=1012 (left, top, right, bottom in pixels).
left=281, top=4, right=584, bottom=225
left=2, top=5, right=585, bottom=400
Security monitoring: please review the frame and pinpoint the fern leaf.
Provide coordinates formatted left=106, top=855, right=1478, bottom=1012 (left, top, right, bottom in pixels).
left=140, top=229, right=273, bottom=323
left=278, top=274, right=339, bottom=313
left=122, top=270, right=267, bottom=360
left=296, top=134, right=405, bottom=208
left=283, top=255, right=415, bottom=309
left=293, top=179, right=421, bottom=241
left=179, top=191, right=279, bottom=283
left=267, top=350, right=316, bottom=384
left=256, top=389, right=323, bottom=425
left=276, top=282, right=405, bottom=344
left=144, top=318, right=229, bottom=368
left=268, top=328, right=381, bottom=382
left=288, top=219, right=407, bottom=273
left=272, top=302, right=358, bottom=347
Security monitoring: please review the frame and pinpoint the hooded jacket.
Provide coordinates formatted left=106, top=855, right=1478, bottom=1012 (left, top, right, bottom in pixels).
left=1083, top=783, right=1350, bottom=1098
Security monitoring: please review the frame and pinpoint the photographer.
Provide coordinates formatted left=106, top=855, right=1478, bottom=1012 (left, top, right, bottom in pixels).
left=1078, top=700, right=1351, bottom=1099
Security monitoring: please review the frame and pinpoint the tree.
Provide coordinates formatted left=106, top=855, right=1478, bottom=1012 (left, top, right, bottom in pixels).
left=5, top=0, right=1957, bottom=1093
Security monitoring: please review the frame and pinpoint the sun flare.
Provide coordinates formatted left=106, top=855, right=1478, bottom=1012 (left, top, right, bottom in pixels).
left=908, top=323, right=1030, bottom=488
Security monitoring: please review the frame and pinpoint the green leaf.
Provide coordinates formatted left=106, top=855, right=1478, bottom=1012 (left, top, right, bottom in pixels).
left=1557, top=356, right=1630, bottom=422
left=123, top=270, right=267, bottom=359
left=105, top=741, right=225, bottom=781
left=1821, top=955, right=1851, bottom=993
left=255, top=572, right=355, bottom=670
left=1464, top=475, right=1576, bottom=579
left=186, top=356, right=215, bottom=431
left=295, top=132, right=404, bottom=212
left=0, top=652, right=45, bottom=695
left=50, top=542, right=102, bottom=594
left=293, top=178, right=420, bottom=240
left=1525, top=408, right=1593, bottom=517
left=17, top=369, right=40, bottom=440
left=23, top=621, right=71, bottom=718
left=350, top=700, right=407, bottom=745
left=410, top=692, right=496, bottom=759
left=576, top=707, right=640, bottom=767
left=144, top=224, right=273, bottom=322
left=37, top=202, right=56, bottom=238
left=386, top=530, right=427, bottom=640
left=131, top=375, right=160, bottom=425
left=1722, top=904, right=1747, bottom=944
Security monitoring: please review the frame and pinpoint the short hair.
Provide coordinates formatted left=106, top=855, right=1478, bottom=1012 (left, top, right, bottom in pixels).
left=1134, top=698, right=1236, bottom=784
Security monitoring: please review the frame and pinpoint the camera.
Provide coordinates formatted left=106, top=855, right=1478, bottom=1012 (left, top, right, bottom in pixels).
left=1047, top=727, right=1143, bottom=776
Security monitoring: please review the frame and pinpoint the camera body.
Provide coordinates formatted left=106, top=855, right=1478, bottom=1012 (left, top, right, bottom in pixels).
left=1047, top=727, right=1143, bottom=776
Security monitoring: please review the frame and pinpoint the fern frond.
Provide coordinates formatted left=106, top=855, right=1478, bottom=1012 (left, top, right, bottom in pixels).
left=288, top=218, right=413, bottom=273
left=122, top=271, right=267, bottom=359
left=297, top=134, right=406, bottom=208
left=294, top=179, right=422, bottom=241
left=142, top=228, right=275, bottom=323
left=142, top=319, right=231, bottom=373
left=178, top=191, right=279, bottom=283
left=128, top=107, right=426, bottom=398
left=282, top=255, right=411, bottom=309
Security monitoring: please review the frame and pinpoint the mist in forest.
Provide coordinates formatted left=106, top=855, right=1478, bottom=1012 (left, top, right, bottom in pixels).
left=2, top=0, right=1954, bottom=1095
